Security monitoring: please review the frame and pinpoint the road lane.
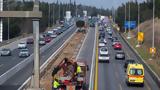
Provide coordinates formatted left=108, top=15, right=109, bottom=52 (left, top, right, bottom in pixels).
left=0, top=26, right=76, bottom=90
left=76, top=27, right=96, bottom=84
left=98, top=27, right=160, bottom=90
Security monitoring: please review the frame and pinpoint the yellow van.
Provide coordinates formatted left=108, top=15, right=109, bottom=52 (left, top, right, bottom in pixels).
left=125, top=63, right=144, bottom=87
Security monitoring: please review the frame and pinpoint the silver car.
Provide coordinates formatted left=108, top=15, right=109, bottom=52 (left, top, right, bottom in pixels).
left=0, top=48, right=11, bottom=56
left=19, top=49, right=30, bottom=58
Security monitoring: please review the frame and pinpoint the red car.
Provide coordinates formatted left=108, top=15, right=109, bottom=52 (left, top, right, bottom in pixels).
left=113, top=43, right=122, bottom=50
left=45, top=36, right=52, bottom=43
left=27, top=38, right=34, bottom=44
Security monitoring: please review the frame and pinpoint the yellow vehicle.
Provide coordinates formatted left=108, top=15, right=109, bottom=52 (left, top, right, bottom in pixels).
left=125, top=63, right=144, bottom=87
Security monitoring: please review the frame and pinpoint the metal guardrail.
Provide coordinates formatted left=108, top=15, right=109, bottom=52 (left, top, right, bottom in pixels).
left=0, top=25, right=75, bottom=85
left=119, top=33, right=160, bottom=88
left=18, top=25, right=77, bottom=90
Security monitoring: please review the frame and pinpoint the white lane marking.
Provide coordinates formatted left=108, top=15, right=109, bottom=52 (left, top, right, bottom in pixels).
left=119, top=84, right=123, bottom=90
left=76, top=28, right=90, bottom=60
left=0, top=64, right=3, bottom=68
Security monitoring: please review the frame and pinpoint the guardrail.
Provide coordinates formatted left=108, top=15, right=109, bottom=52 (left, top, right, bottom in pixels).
left=0, top=25, right=75, bottom=85
left=119, top=33, right=160, bottom=88
left=18, top=25, right=77, bottom=90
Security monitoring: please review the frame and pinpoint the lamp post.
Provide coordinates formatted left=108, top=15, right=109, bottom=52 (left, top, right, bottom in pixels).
left=136, top=1, right=141, bottom=47
left=152, top=0, right=155, bottom=57
left=0, top=0, right=3, bottom=42
left=127, top=0, right=131, bottom=39
left=124, top=3, right=127, bottom=33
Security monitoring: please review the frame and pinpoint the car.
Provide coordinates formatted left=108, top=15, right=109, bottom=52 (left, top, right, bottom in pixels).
left=125, top=63, right=144, bottom=87
left=45, top=36, right=52, bottom=43
left=108, top=30, right=113, bottom=35
left=99, top=53, right=110, bottom=63
left=18, top=42, right=27, bottom=49
left=19, top=49, right=30, bottom=58
left=27, top=38, right=34, bottom=44
left=0, top=48, right=11, bottom=56
left=108, top=35, right=113, bottom=39
left=124, top=59, right=136, bottom=69
left=115, top=51, right=125, bottom=60
left=112, top=40, right=119, bottom=46
left=113, top=43, right=122, bottom=50
left=99, top=42, right=105, bottom=47
left=111, top=37, right=118, bottom=42
left=39, top=38, right=46, bottom=45
left=100, top=47, right=109, bottom=55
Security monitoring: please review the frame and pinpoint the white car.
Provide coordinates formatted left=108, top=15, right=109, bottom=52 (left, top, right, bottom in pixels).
left=100, top=47, right=109, bottom=55
left=103, top=39, right=107, bottom=44
left=18, top=42, right=27, bottom=49
left=50, top=33, right=57, bottom=38
left=99, top=53, right=110, bottom=63
left=99, top=42, right=105, bottom=47
left=19, top=49, right=30, bottom=58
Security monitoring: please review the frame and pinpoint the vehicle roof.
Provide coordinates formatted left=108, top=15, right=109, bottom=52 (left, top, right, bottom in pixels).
left=128, top=63, right=144, bottom=69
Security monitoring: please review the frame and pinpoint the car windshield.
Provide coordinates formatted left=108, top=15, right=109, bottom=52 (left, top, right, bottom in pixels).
left=21, top=49, right=28, bottom=52
left=100, top=54, right=109, bottom=57
left=2, top=49, right=9, bottom=51
left=101, top=48, right=107, bottom=51
left=129, top=69, right=143, bottom=75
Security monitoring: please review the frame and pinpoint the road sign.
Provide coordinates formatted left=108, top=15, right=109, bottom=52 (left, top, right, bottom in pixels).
left=124, top=21, right=136, bottom=29
left=138, top=32, right=144, bottom=42
left=150, top=47, right=156, bottom=54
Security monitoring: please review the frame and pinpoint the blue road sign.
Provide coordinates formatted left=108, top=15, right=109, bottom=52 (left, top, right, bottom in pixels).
left=124, top=21, right=136, bottom=29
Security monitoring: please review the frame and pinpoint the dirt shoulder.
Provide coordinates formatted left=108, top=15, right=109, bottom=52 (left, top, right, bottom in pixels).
left=40, top=32, right=86, bottom=90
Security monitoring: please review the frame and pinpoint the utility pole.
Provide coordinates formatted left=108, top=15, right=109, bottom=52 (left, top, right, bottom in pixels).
left=0, top=0, right=3, bottom=42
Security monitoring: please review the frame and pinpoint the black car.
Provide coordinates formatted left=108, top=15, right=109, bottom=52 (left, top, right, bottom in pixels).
left=111, top=37, right=118, bottom=42
left=115, top=51, right=125, bottom=60
left=0, top=48, right=11, bottom=56
left=124, top=59, right=136, bottom=71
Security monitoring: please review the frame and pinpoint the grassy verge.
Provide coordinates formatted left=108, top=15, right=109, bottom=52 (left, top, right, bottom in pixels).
left=122, top=33, right=160, bottom=77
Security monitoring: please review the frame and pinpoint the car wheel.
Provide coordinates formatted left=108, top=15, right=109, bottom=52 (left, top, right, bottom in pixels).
left=140, top=83, right=144, bottom=87
left=126, top=81, right=130, bottom=86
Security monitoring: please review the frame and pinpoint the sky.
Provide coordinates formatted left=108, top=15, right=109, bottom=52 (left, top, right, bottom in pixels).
left=40, top=0, right=145, bottom=9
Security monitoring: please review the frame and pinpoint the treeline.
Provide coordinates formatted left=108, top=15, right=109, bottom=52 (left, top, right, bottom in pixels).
left=2, top=0, right=111, bottom=40
left=116, top=0, right=160, bottom=31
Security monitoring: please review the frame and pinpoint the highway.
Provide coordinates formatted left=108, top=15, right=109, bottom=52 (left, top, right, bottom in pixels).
left=98, top=26, right=160, bottom=90
left=76, top=27, right=96, bottom=85
left=0, top=25, right=76, bottom=90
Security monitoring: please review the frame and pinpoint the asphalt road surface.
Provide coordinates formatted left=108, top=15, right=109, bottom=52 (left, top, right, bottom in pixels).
left=76, top=27, right=96, bottom=85
left=98, top=27, right=160, bottom=90
left=0, top=26, right=76, bottom=90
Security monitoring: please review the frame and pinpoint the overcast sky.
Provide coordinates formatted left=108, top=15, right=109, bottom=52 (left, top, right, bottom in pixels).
left=40, top=0, right=145, bottom=9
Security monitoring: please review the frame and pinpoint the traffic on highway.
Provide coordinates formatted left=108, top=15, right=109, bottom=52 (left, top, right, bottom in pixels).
left=0, top=0, right=160, bottom=90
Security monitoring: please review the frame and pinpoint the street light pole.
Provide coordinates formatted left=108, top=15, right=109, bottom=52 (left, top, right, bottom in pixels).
left=0, top=0, right=3, bottom=42
left=136, top=1, right=141, bottom=47
left=127, top=0, right=131, bottom=39
left=125, top=3, right=127, bottom=33
left=152, top=0, right=155, bottom=56
left=7, top=0, right=10, bottom=40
